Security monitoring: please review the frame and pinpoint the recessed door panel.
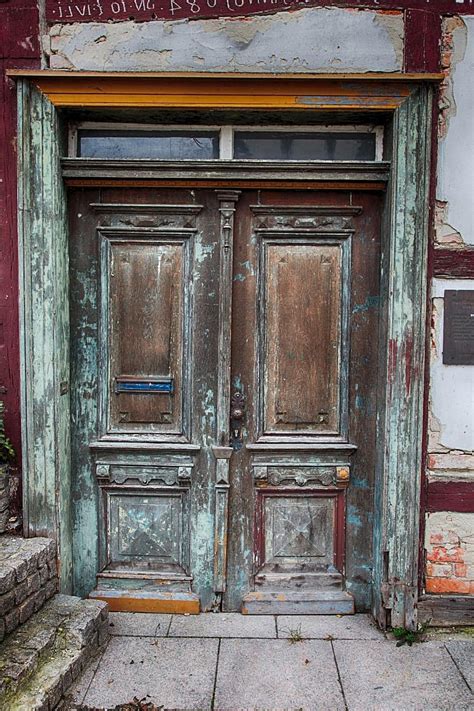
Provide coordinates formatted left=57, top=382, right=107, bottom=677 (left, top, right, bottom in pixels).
left=105, top=237, right=187, bottom=433
left=263, top=241, right=343, bottom=435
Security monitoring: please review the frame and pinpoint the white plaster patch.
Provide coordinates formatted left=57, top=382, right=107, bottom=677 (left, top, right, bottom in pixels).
left=437, top=16, right=474, bottom=245
left=47, top=8, right=403, bottom=73
left=429, top=279, right=474, bottom=454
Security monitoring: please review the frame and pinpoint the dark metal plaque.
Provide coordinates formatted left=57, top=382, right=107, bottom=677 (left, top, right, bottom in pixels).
left=443, top=290, right=474, bottom=365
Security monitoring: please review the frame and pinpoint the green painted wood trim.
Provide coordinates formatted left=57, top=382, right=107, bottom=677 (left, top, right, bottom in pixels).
left=372, top=85, right=433, bottom=631
left=17, top=81, right=73, bottom=593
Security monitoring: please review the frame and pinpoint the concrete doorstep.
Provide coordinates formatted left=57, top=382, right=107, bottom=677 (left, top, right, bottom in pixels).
left=63, top=613, right=474, bottom=711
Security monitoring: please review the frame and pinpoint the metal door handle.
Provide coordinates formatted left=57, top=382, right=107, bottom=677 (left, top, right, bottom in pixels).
left=230, top=392, right=245, bottom=449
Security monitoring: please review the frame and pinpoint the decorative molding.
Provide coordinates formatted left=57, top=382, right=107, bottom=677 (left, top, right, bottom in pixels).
left=253, top=465, right=351, bottom=488
left=61, top=159, right=389, bottom=188
left=213, top=189, right=240, bottom=594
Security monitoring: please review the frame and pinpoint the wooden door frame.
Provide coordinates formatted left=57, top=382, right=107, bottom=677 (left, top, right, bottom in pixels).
left=13, top=71, right=437, bottom=628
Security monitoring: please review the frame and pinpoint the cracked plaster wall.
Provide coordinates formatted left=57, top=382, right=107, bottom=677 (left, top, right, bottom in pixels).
left=436, top=16, right=474, bottom=246
left=45, top=8, right=404, bottom=73
left=428, top=279, right=474, bottom=484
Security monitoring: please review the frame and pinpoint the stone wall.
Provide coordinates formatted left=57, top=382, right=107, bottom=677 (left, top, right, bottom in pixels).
left=426, top=16, right=474, bottom=600
left=0, top=537, right=58, bottom=640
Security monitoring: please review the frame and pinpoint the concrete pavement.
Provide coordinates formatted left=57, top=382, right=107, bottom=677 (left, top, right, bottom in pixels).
left=66, top=613, right=474, bottom=710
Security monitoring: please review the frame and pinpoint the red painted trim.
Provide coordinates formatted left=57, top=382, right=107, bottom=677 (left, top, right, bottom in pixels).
left=419, top=86, right=440, bottom=593
left=426, top=482, right=474, bottom=513
left=404, top=10, right=441, bottom=73
left=433, top=248, right=474, bottom=278
left=0, top=0, right=41, bottom=521
left=45, top=0, right=474, bottom=25
left=255, top=488, right=346, bottom=574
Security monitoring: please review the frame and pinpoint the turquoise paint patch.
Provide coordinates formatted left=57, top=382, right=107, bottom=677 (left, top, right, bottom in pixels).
left=352, top=295, right=380, bottom=314
left=233, top=273, right=246, bottom=282
left=355, top=394, right=365, bottom=410
left=347, top=505, right=362, bottom=528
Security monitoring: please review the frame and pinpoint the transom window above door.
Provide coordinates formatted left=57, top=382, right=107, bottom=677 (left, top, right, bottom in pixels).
left=71, top=124, right=383, bottom=161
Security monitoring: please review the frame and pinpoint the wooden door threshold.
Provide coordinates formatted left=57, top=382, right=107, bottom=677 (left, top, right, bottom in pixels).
left=90, top=588, right=200, bottom=614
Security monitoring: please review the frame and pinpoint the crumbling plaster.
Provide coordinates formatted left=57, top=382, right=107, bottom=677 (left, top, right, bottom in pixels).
left=428, top=280, right=474, bottom=474
left=437, top=16, right=474, bottom=245
left=45, top=8, right=404, bottom=73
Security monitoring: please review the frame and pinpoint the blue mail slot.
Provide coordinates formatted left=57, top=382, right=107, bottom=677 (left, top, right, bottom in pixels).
left=115, top=377, right=174, bottom=394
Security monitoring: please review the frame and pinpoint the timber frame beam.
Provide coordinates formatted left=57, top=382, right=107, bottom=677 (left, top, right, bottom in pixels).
left=14, top=72, right=436, bottom=628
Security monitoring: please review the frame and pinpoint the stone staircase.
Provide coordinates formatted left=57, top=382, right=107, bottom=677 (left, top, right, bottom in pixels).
left=0, top=536, right=109, bottom=710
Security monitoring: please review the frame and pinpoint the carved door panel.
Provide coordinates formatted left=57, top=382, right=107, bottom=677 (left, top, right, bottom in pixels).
left=69, top=188, right=223, bottom=608
left=69, top=186, right=381, bottom=613
left=227, top=190, right=382, bottom=613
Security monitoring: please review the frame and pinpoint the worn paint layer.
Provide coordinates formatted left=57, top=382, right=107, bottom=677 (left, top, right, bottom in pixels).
left=46, top=8, right=404, bottom=72
left=437, top=16, right=474, bottom=245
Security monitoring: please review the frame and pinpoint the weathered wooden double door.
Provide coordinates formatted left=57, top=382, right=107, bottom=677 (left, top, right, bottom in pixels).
left=69, top=186, right=382, bottom=612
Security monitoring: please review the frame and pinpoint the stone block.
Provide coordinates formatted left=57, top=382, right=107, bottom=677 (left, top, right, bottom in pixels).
left=0, top=565, right=15, bottom=595
left=34, top=587, right=47, bottom=612
left=44, top=578, right=58, bottom=602
left=18, top=595, right=35, bottom=624
left=0, top=589, right=15, bottom=616
left=39, top=565, right=49, bottom=586
left=27, top=571, right=40, bottom=596
left=14, top=579, right=29, bottom=606
left=5, top=607, right=19, bottom=634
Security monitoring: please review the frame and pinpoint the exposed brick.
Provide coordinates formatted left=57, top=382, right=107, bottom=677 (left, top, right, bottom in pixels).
left=427, top=546, right=464, bottom=563
left=454, top=563, right=468, bottom=577
left=426, top=577, right=470, bottom=594
left=426, top=562, right=453, bottom=578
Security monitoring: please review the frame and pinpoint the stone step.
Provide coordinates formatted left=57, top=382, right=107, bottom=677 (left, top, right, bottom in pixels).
left=0, top=536, right=59, bottom=639
left=242, top=589, right=355, bottom=615
left=0, top=594, right=109, bottom=710
left=255, top=571, right=344, bottom=590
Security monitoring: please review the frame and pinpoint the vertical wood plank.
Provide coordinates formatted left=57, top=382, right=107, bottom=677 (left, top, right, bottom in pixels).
left=373, top=85, right=433, bottom=630
left=17, top=81, right=72, bottom=591
left=213, top=191, right=240, bottom=595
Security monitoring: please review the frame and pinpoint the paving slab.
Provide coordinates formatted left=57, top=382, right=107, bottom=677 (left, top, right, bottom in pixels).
left=334, top=640, right=474, bottom=711
left=83, top=636, right=218, bottom=709
left=108, top=612, right=171, bottom=637
left=169, top=612, right=276, bottom=638
left=277, top=613, right=384, bottom=640
left=446, top=640, right=474, bottom=692
left=214, top=638, right=345, bottom=710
